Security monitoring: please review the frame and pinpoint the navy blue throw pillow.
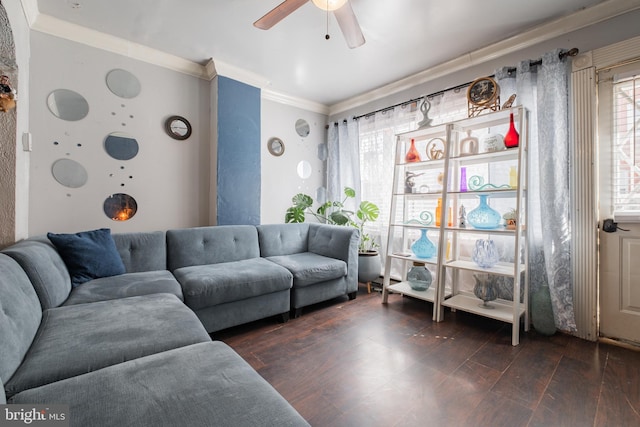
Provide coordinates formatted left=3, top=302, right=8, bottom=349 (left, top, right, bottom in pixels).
left=47, top=228, right=126, bottom=287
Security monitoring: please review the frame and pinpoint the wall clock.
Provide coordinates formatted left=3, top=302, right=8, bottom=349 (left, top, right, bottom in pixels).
left=165, top=115, right=192, bottom=140
left=467, top=76, right=500, bottom=117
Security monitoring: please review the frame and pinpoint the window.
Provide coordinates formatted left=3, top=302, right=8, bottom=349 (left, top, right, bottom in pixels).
left=357, top=90, right=468, bottom=265
left=598, top=62, right=640, bottom=221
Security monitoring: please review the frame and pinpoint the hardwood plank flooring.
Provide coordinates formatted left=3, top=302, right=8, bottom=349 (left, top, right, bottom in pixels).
left=215, top=283, right=640, bottom=427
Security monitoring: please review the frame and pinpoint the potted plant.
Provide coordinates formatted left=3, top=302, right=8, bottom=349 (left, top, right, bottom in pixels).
left=503, top=208, right=517, bottom=230
left=285, top=187, right=382, bottom=288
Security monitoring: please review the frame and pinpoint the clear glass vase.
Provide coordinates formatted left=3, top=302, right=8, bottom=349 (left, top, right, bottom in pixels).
left=411, top=229, right=436, bottom=259
left=473, top=274, right=499, bottom=308
left=407, top=262, right=432, bottom=291
left=467, top=194, right=501, bottom=229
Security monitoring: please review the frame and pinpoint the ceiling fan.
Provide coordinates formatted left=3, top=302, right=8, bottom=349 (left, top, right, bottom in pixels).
left=254, top=0, right=365, bottom=49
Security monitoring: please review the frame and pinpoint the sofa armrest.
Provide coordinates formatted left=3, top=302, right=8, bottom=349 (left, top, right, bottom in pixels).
left=308, top=224, right=359, bottom=262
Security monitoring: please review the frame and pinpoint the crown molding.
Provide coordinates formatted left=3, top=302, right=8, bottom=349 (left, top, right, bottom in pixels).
left=18, top=0, right=38, bottom=26
left=30, top=14, right=208, bottom=79
left=22, top=5, right=324, bottom=113
left=213, top=59, right=270, bottom=89
left=328, top=0, right=640, bottom=116
left=262, top=89, right=330, bottom=115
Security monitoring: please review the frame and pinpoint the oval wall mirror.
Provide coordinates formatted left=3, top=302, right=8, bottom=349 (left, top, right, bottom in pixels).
left=106, top=69, right=141, bottom=99
left=104, top=193, right=138, bottom=222
left=295, top=119, right=310, bottom=137
left=297, top=160, right=312, bottom=179
left=104, top=132, right=139, bottom=160
left=47, top=89, right=89, bottom=121
left=51, top=158, right=88, bottom=188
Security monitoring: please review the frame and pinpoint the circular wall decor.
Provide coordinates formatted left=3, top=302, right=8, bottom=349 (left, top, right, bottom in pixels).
left=46, top=89, right=89, bottom=121
left=106, top=69, right=141, bottom=99
left=295, top=119, right=310, bottom=137
left=267, top=137, right=285, bottom=156
left=297, top=160, right=312, bottom=179
left=103, top=193, right=137, bottom=222
left=104, top=132, right=139, bottom=160
left=51, top=158, right=88, bottom=188
left=164, top=115, right=192, bottom=140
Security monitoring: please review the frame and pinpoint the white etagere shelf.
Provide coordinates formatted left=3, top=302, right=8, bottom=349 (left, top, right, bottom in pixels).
left=381, top=107, right=529, bottom=346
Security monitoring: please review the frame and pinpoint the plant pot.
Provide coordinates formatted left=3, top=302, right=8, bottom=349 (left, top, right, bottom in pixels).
left=358, top=251, right=380, bottom=287
left=505, top=219, right=516, bottom=230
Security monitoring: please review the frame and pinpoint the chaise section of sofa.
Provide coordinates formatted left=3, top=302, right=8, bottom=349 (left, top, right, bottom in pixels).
left=258, top=223, right=359, bottom=316
left=0, top=253, right=211, bottom=398
left=167, top=225, right=293, bottom=333
left=8, top=342, right=310, bottom=427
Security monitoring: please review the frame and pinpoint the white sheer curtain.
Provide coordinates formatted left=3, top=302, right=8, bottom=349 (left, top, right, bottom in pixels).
left=358, top=106, right=415, bottom=266
left=326, top=120, right=361, bottom=210
left=496, top=49, right=576, bottom=332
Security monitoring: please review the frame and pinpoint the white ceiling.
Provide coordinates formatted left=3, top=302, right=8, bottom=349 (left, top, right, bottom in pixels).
left=35, top=0, right=609, bottom=107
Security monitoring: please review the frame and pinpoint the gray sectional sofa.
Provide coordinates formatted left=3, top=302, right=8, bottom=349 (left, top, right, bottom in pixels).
left=0, top=223, right=358, bottom=426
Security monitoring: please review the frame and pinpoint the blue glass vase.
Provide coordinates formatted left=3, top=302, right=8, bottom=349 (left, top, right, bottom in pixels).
left=411, top=229, right=436, bottom=259
left=471, top=239, right=500, bottom=268
left=467, top=194, right=501, bottom=230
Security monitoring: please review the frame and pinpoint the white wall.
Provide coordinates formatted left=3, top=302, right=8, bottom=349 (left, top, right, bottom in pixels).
left=28, top=32, right=211, bottom=235
left=260, top=99, right=327, bottom=224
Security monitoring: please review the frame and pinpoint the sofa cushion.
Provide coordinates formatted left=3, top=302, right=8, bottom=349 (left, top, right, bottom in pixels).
left=9, top=342, right=310, bottom=427
left=266, top=252, right=347, bottom=288
left=167, top=225, right=260, bottom=271
left=0, top=255, right=42, bottom=390
left=257, top=223, right=309, bottom=256
left=47, top=228, right=126, bottom=287
left=174, top=258, right=292, bottom=310
left=63, top=270, right=183, bottom=306
left=2, top=237, right=72, bottom=309
left=3, top=294, right=210, bottom=398
left=112, top=230, right=167, bottom=272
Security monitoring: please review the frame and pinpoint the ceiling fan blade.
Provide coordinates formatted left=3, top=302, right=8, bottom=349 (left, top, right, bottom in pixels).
left=333, top=1, right=365, bottom=48
left=254, top=0, right=309, bottom=30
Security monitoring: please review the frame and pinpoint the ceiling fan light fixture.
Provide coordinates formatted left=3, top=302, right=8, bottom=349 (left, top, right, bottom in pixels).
left=311, top=0, right=348, bottom=11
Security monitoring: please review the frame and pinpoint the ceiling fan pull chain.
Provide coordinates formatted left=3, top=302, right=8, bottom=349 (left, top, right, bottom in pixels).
left=325, top=3, right=330, bottom=40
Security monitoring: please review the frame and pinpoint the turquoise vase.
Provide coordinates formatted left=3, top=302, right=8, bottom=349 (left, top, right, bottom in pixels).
left=467, top=194, right=501, bottom=230
left=411, top=229, right=436, bottom=259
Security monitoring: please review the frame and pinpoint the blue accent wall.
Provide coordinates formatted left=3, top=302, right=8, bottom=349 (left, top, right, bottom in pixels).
left=217, top=76, right=261, bottom=225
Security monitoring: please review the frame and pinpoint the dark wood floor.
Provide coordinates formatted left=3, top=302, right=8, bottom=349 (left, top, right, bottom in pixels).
left=216, top=282, right=640, bottom=427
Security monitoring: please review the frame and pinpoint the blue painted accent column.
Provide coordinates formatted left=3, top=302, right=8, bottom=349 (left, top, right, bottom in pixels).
left=217, top=76, right=261, bottom=225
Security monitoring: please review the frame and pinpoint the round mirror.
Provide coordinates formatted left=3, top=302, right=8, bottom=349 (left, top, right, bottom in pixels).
left=106, top=69, right=141, bottom=99
left=104, top=193, right=138, bottom=221
left=267, top=137, right=285, bottom=156
left=295, top=119, right=310, bottom=137
left=104, top=132, right=139, bottom=160
left=297, top=160, right=312, bottom=179
left=51, top=159, right=88, bottom=188
left=47, top=89, right=89, bottom=121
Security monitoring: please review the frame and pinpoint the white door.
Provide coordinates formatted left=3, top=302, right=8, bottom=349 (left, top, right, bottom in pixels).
left=597, top=63, right=640, bottom=344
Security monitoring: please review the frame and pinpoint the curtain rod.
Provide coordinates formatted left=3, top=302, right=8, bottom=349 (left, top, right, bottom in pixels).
left=349, top=47, right=579, bottom=122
